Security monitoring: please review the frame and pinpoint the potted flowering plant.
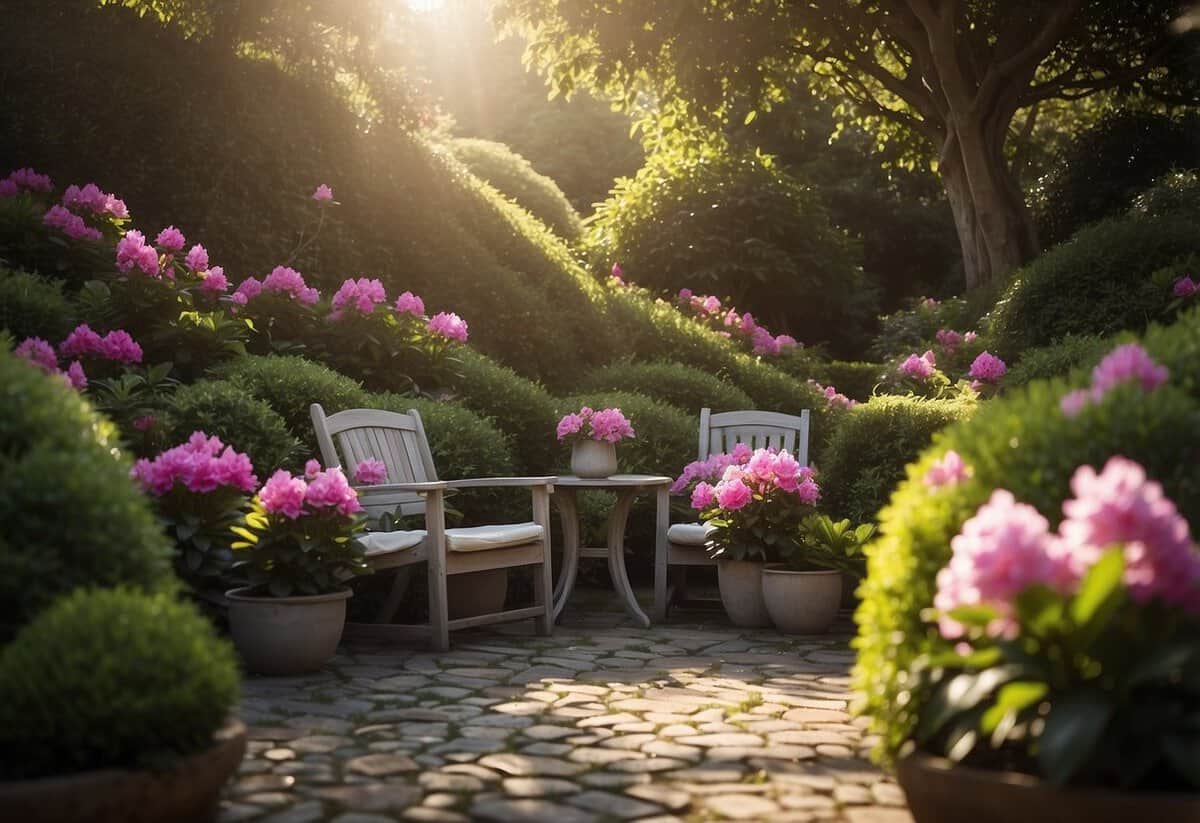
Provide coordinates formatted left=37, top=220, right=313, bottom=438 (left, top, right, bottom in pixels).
left=899, top=455, right=1200, bottom=822
left=130, top=432, right=258, bottom=599
left=689, top=447, right=821, bottom=627
left=556, top=406, right=636, bottom=477
left=226, top=460, right=369, bottom=674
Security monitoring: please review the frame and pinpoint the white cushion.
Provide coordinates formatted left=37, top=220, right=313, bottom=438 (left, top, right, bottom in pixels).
left=445, top=522, right=544, bottom=553
left=359, top=529, right=427, bottom=558
left=668, top=522, right=716, bottom=546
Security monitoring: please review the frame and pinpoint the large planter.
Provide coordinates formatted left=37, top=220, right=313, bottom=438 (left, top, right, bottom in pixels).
left=571, top=440, right=618, bottom=478
left=448, top=568, right=509, bottom=620
left=717, top=559, right=772, bottom=628
left=226, top=587, right=351, bottom=675
left=761, top=565, right=841, bottom=634
left=0, top=717, right=246, bottom=823
left=898, top=751, right=1200, bottom=823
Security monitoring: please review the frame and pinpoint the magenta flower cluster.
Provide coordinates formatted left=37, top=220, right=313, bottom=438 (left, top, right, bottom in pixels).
left=62, top=183, right=128, bottom=219
left=116, top=229, right=161, bottom=276
left=898, top=350, right=937, bottom=381
left=44, top=204, right=101, bottom=241
left=312, top=184, right=334, bottom=203
left=968, top=351, right=1006, bottom=384
left=1172, top=276, right=1197, bottom=299
left=935, top=328, right=977, bottom=355
left=924, top=450, right=972, bottom=488
left=323, top=277, right=468, bottom=342
left=675, top=289, right=799, bottom=357
left=15, top=336, right=86, bottom=389
left=131, top=432, right=258, bottom=497
left=670, top=443, right=755, bottom=496
left=1060, top=343, right=1169, bottom=417
left=394, top=291, right=425, bottom=317
left=330, top=277, right=387, bottom=321
left=935, top=456, right=1200, bottom=639
left=427, top=311, right=469, bottom=343
left=807, top=379, right=856, bottom=410
left=0, top=167, right=54, bottom=197
left=232, top=266, right=320, bottom=306
left=352, top=458, right=389, bottom=486
left=259, top=466, right=363, bottom=520
left=59, top=323, right=143, bottom=364
left=691, top=447, right=819, bottom=513
left=556, top=406, right=636, bottom=443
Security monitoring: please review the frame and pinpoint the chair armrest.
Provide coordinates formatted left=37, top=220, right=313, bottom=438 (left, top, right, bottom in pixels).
left=355, top=481, right=447, bottom=494
left=442, top=476, right=557, bottom=489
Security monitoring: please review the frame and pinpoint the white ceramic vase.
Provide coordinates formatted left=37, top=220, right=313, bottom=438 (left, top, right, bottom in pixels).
left=571, top=440, right=618, bottom=478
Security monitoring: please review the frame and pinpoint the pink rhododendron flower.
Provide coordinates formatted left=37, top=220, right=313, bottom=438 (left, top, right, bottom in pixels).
left=1060, top=389, right=1090, bottom=418
left=15, top=337, right=58, bottom=373
left=0, top=179, right=16, bottom=197
left=921, top=297, right=940, bottom=309
left=610, top=263, right=624, bottom=283
left=1090, top=343, right=1168, bottom=398
left=304, top=467, right=363, bottom=515
left=99, top=330, right=143, bottom=364
left=116, top=229, right=159, bottom=276
left=965, top=331, right=978, bottom=343
left=794, top=477, right=821, bottom=505
left=935, top=490, right=1073, bottom=638
left=394, top=291, right=425, bottom=317
left=1059, top=457, right=1199, bottom=612
left=312, top=184, right=334, bottom=202
left=299, top=287, right=320, bottom=305
left=330, top=277, right=387, bottom=320
left=1173, top=276, right=1198, bottom=298
left=262, top=266, right=313, bottom=300
left=305, top=459, right=322, bottom=479
left=62, top=183, right=127, bottom=218
left=968, top=351, right=1007, bottom=383
left=899, top=350, right=936, bottom=380
left=678, top=288, right=693, bottom=301
left=259, top=470, right=308, bottom=519
left=131, top=432, right=258, bottom=497
left=133, top=415, right=156, bottom=432
left=701, top=296, right=721, bottom=315
left=155, top=226, right=185, bottom=252
left=232, top=276, right=263, bottom=306
left=6, top=167, right=53, bottom=193
left=556, top=413, right=584, bottom=441
left=58, top=324, right=104, bottom=359
left=428, top=311, right=469, bottom=342
left=714, top=477, right=753, bottom=510
left=200, top=266, right=229, bottom=294
left=936, top=329, right=963, bottom=353
left=589, top=407, right=636, bottom=442
left=185, top=244, right=209, bottom=272
left=353, top=458, right=388, bottom=486
left=43, top=205, right=101, bottom=241
left=65, top=361, right=87, bottom=390
left=691, top=481, right=716, bottom=510
left=807, top=379, right=856, bottom=410
left=924, top=451, right=972, bottom=488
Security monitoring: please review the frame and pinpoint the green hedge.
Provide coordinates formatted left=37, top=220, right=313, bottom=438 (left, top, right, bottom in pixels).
left=989, top=213, right=1200, bottom=359
left=165, top=379, right=299, bottom=473
left=0, top=348, right=173, bottom=633
left=1130, top=170, right=1200, bottom=221
left=0, top=588, right=239, bottom=778
left=853, top=309, right=1200, bottom=763
left=816, top=360, right=884, bottom=402
left=579, top=360, right=754, bottom=414
left=817, top=394, right=976, bottom=525
left=1005, top=333, right=1113, bottom=388
left=445, top=137, right=583, bottom=241
left=0, top=266, right=75, bottom=344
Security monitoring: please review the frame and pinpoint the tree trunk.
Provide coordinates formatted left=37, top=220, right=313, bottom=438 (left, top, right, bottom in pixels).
left=939, top=122, right=1039, bottom=289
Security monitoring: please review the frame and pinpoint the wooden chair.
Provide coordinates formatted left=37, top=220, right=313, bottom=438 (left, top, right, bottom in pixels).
left=653, top=407, right=811, bottom=621
left=310, top=403, right=556, bottom=652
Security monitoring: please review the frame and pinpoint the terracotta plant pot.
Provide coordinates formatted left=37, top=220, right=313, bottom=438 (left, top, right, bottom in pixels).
left=761, top=565, right=841, bottom=634
left=447, top=568, right=509, bottom=620
left=897, top=751, right=1200, bottom=823
left=571, top=440, right=617, bottom=478
left=717, top=559, right=772, bottom=627
left=0, top=717, right=246, bottom=823
left=226, top=587, right=351, bottom=675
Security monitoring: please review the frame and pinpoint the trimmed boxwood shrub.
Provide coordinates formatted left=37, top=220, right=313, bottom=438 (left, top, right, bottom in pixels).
left=1005, top=333, right=1113, bottom=388
left=817, top=394, right=976, bottom=525
left=816, top=360, right=884, bottom=402
left=0, top=348, right=173, bottom=632
left=0, top=266, right=75, bottom=343
left=988, top=213, right=1200, bottom=359
left=0, top=588, right=239, bottom=778
left=579, top=360, right=754, bottom=414
left=1130, top=170, right=1200, bottom=220
left=853, top=309, right=1200, bottom=764
left=445, top=137, right=583, bottom=241
left=165, top=379, right=298, bottom=473
left=212, top=355, right=371, bottom=460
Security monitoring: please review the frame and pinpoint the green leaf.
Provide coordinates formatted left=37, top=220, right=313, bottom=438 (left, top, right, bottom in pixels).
left=175, top=521, right=198, bottom=542
left=230, top=526, right=259, bottom=543
left=1014, top=585, right=1065, bottom=636
left=980, top=680, right=1048, bottom=735
left=743, top=109, right=758, bottom=125
left=1037, top=691, right=1114, bottom=784
left=916, top=664, right=1030, bottom=741
left=946, top=604, right=999, bottom=627
left=1127, top=642, right=1200, bottom=688
left=1070, top=548, right=1124, bottom=627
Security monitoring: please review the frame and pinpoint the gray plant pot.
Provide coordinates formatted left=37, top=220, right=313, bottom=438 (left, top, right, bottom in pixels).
left=447, top=568, right=509, bottom=620
left=226, top=587, right=351, bottom=675
left=717, top=559, right=773, bottom=627
left=570, top=440, right=618, bottom=478
left=761, top=565, right=841, bottom=634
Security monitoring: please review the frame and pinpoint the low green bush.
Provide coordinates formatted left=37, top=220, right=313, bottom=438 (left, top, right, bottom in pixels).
left=1130, top=170, right=1200, bottom=220
left=0, top=588, right=239, bottom=778
left=817, top=394, right=976, bottom=525
left=165, top=379, right=298, bottom=473
left=853, top=309, right=1200, bottom=764
left=445, top=138, right=583, bottom=241
left=0, top=266, right=75, bottom=343
left=0, top=348, right=173, bottom=632
left=816, top=361, right=884, bottom=402
left=988, top=212, right=1200, bottom=359
left=212, top=355, right=371, bottom=460
left=1005, top=333, right=1113, bottom=387
left=579, top=360, right=754, bottom=414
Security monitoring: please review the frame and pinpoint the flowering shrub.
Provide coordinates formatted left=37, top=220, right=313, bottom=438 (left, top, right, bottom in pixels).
left=15, top=336, right=87, bottom=389
left=556, top=406, right=636, bottom=444
left=871, top=295, right=971, bottom=361
left=231, top=465, right=369, bottom=596
left=673, top=289, right=799, bottom=357
left=131, top=432, right=257, bottom=587
left=915, top=455, right=1200, bottom=788
left=1060, top=343, right=1168, bottom=417
left=807, top=379, right=856, bottom=410
left=684, top=447, right=820, bottom=563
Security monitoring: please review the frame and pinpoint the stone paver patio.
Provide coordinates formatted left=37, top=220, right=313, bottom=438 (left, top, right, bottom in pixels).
left=221, top=589, right=911, bottom=823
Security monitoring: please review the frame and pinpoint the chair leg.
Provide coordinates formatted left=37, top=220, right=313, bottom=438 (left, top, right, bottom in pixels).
left=374, top=566, right=412, bottom=624
left=653, top=489, right=670, bottom=623
left=532, top=487, right=554, bottom=636
left=654, top=548, right=669, bottom=623
left=670, top=566, right=688, bottom=613
left=426, top=493, right=450, bottom=653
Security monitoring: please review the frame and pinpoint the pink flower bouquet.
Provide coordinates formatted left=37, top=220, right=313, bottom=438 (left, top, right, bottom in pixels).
left=556, top=407, right=636, bottom=444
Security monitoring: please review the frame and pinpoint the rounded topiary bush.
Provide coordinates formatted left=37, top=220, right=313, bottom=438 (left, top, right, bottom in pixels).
left=1005, top=333, right=1113, bottom=387
left=853, top=310, right=1200, bottom=764
left=817, top=394, right=976, bottom=525
left=165, top=379, right=298, bottom=473
left=212, top=355, right=371, bottom=459
left=446, top=137, right=583, bottom=241
left=988, top=212, right=1200, bottom=359
left=579, top=360, right=754, bottom=414
left=0, top=348, right=173, bottom=632
left=0, top=266, right=75, bottom=343
left=1130, top=170, right=1200, bottom=220
left=0, top=588, right=239, bottom=778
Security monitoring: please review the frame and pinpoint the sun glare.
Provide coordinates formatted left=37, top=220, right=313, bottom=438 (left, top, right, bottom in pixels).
left=404, top=0, right=445, bottom=11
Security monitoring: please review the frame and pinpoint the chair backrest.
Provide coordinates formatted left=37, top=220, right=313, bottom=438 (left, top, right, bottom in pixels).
left=698, top=407, right=811, bottom=467
left=310, top=403, right=438, bottom=519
